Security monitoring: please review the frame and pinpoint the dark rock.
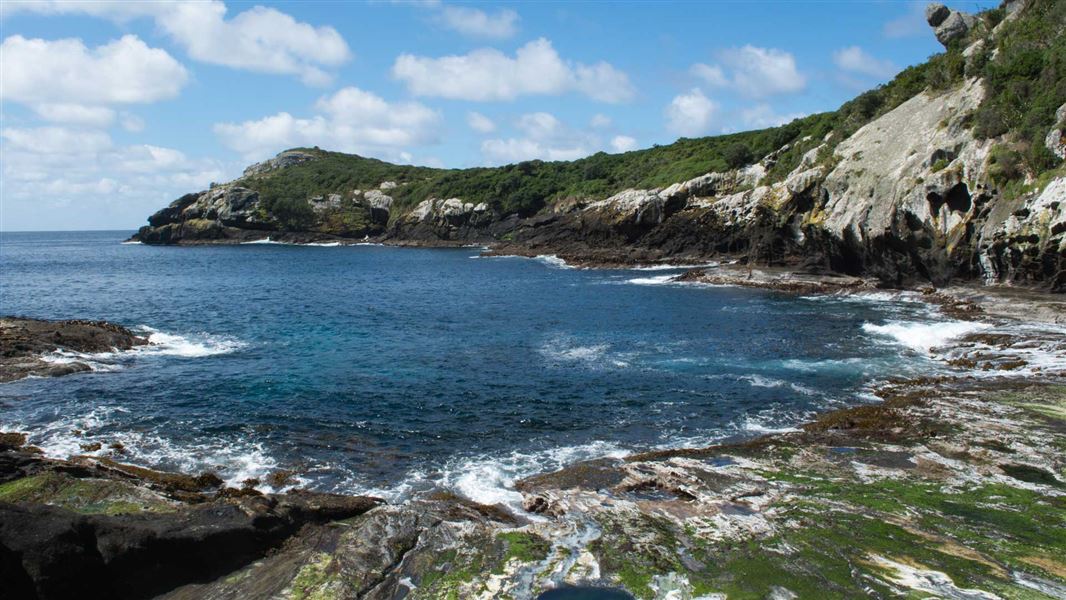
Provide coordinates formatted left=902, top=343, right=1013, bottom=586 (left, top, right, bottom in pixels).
left=0, top=317, right=149, bottom=383
left=925, top=2, right=950, bottom=26
left=0, top=468, right=382, bottom=600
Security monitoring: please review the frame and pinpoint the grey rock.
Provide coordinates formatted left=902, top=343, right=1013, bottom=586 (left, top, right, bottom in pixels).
left=934, top=9, right=977, bottom=47
left=926, top=2, right=950, bottom=26
left=241, top=150, right=317, bottom=177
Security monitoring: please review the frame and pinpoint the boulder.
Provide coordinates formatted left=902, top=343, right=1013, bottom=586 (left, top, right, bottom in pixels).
left=927, top=3, right=977, bottom=47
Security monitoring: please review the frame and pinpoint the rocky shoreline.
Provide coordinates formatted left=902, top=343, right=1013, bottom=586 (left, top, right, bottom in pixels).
left=3, top=283, right=1065, bottom=598
left=3, top=375, right=1064, bottom=599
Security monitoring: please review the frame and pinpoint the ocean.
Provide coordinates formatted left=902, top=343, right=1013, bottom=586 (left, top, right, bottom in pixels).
left=0, top=230, right=1021, bottom=508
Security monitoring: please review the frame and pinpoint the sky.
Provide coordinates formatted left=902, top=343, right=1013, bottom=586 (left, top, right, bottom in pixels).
left=0, top=0, right=998, bottom=231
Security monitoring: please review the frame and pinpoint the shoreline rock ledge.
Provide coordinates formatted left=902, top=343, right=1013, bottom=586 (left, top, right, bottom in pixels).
left=0, top=317, right=149, bottom=383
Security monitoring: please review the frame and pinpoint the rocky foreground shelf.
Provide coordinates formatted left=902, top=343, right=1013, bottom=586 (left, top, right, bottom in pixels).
left=2, top=376, right=1064, bottom=599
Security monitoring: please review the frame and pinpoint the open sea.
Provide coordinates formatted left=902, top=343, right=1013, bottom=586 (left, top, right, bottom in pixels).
left=0, top=230, right=1039, bottom=507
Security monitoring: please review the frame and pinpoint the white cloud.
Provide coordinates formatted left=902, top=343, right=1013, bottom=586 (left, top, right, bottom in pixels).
left=120, top=113, right=146, bottom=132
left=467, top=111, right=497, bottom=133
left=573, top=62, right=637, bottom=103
left=832, top=46, right=897, bottom=79
left=213, top=87, right=441, bottom=162
left=0, top=35, right=188, bottom=109
left=438, top=5, right=518, bottom=39
left=0, top=125, right=226, bottom=230
left=665, top=88, right=719, bottom=137
left=2, top=126, right=113, bottom=155
left=611, top=135, right=638, bottom=153
left=590, top=114, right=612, bottom=128
left=3, top=1, right=351, bottom=85
left=516, top=112, right=564, bottom=140
left=480, top=111, right=610, bottom=164
left=480, top=138, right=590, bottom=163
left=740, top=104, right=807, bottom=129
left=392, top=38, right=634, bottom=103
left=691, top=45, right=805, bottom=98
left=691, top=63, right=728, bottom=87
left=32, top=104, right=116, bottom=127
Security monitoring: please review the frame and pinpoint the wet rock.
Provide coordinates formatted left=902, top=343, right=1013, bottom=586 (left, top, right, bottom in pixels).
left=0, top=317, right=149, bottom=383
left=0, top=451, right=382, bottom=600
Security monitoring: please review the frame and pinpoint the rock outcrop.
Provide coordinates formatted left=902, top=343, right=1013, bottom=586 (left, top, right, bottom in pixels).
left=926, top=2, right=978, bottom=47
left=0, top=318, right=149, bottom=383
left=0, top=441, right=381, bottom=600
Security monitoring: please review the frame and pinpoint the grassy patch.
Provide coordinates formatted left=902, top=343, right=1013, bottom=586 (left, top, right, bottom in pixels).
left=0, top=472, right=173, bottom=515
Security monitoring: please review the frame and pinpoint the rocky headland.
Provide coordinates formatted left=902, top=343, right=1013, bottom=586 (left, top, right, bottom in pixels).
left=130, top=0, right=1066, bottom=293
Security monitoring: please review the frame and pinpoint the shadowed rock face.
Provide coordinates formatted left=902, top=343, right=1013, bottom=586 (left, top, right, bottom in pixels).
left=0, top=443, right=382, bottom=600
left=0, top=317, right=149, bottom=383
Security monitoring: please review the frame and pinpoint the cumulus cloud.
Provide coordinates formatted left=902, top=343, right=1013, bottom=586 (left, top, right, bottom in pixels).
left=3, top=1, right=351, bottom=85
left=479, top=111, right=640, bottom=164
left=665, top=88, right=719, bottom=136
left=691, top=45, right=805, bottom=98
left=611, top=135, right=638, bottom=153
left=590, top=114, right=612, bottom=128
left=32, top=104, right=117, bottom=127
left=740, top=104, right=807, bottom=129
left=516, top=112, right=564, bottom=140
left=467, top=111, right=497, bottom=133
left=1, top=125, right=226, bottom=230
left=0, top=35, right=188, bottom=111
left=480, top=138, right=590, bottom=163
left=438, top=5, right=518, bottom=39
left=392, top=38, right=634, bottom=103
left=832, top=46, right=897, bottom=79
left=213, top=87, right=441, bottom=162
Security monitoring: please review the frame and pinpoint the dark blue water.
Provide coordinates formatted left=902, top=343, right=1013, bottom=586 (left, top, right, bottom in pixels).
left=0, top=231, right=943, bottom=503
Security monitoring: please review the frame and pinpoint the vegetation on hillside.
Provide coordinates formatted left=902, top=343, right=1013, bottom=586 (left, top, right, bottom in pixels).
left=239, top=0, right=1063, bottom=223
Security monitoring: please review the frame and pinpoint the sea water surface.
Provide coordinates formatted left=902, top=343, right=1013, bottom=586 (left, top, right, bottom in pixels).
left=0, top=231, right=996, bottom=505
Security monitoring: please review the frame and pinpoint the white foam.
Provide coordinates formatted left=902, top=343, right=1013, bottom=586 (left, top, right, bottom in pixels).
left=740, top=416, right=801, bottom=435
left=138, top=327, right=245, bottom=357
left=863, top=320, right=991, bottom=354
left=34, top=326, right=244, bottom=375
left=439, top=440, right=629, bottom=511
left=240, top=238, right=346, bottom=247
left=0, top=402, right=306, bottom=494
left=739, top=374, right=819, bottom=396
left=534, top=254, right=574, bottom=269
left=627, top=262, right=719, bottom=271
left=538, top=337, right=631, bottom=368
left=626, top=274, right=678, bottom=286
left=801, top=290, right=926, bottom=304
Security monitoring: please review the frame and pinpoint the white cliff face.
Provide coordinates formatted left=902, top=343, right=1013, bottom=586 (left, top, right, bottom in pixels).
left=537, top=70, right=1061, bottom=287
left=822, top=78, right=989, bottom=246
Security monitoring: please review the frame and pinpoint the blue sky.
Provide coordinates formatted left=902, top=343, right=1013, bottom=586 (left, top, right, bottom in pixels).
left=1, top=0, right=997, bottom=230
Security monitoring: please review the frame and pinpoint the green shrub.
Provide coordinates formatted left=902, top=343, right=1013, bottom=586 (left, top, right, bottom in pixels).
left=723, top=143, right=754, bottom=169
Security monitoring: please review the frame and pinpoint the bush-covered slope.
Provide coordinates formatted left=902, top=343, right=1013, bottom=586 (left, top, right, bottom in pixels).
left=236, top=0, right=1061, bottom=222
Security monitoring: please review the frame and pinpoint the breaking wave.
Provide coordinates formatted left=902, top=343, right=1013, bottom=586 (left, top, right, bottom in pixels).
left=862, top=320, right=991, bottom=354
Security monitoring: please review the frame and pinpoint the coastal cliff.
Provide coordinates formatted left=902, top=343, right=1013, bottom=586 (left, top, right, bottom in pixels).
left=131, top=0, right=1065, bottom=291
